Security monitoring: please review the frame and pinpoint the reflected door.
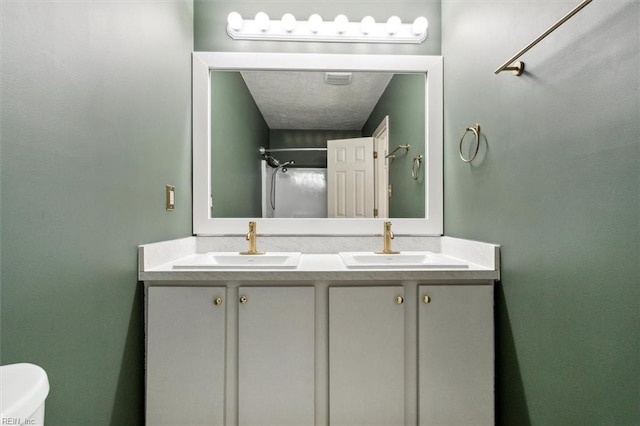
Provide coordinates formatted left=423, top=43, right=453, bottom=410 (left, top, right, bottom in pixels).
left=373, top=116, right=390, bottom=218
left=327, top=137, right=375, bottom=218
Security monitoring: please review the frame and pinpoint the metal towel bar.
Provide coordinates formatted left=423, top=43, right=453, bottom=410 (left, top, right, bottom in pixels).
left=386, top=144, right=410, bottom=159
left=495, top=0, right=593, bottom=76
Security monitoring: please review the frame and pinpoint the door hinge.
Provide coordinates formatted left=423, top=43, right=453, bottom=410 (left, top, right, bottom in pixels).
left=373, top=151, right=378, bottom=159
left=374, top=208, right=378, bottom=217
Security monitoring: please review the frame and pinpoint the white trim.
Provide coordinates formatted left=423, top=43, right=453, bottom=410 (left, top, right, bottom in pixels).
left=193, top=52, right=443, bottom=236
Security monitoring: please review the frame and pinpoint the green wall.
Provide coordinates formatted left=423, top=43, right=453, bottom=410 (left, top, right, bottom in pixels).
left=442, top=1, right=639, bottom=423
left=210, top=72, right=268, bottom=217
left=7, top=1, right=635, bottom=425
left=363, top=74, right=425, bottom=218
left=1, top=2, right=193, bottom=424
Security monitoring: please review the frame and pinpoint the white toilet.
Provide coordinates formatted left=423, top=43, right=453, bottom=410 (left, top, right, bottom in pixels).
left=1, top=363, right=50, bottom=425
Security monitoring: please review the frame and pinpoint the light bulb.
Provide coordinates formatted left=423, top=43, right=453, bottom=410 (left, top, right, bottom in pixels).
left=334, top=14, right=349, bottom=34
left=308, top=14, right=323, bottom=33
left=227, top=12, right=244, bottom=32
left=386, top=16, right=401, bottom=35
left=255, top=12, right=270, bottom=32
left=360, top=16, right=375, bottom=34
left=281, top=13, right=296, bottom=32
left=412, top=16, right=428, bottom=36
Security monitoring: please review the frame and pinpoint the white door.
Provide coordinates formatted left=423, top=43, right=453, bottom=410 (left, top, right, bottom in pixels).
left=418, top=285, right=494, bottom=425
left=238, top=287, right=315, bottom=426
left=329, top=286, right=405, bottom=426
left=327, top=137, right=375, bottom=218
left=373, top=116, right=390, bottom=218
left=146, top=287, right=226, bottom=426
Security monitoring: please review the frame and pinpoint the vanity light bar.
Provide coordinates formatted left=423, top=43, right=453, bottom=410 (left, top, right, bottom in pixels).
left=226, top=12, right=428, bottom=44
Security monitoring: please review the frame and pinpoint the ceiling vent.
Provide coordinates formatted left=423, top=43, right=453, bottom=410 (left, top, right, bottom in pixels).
left=324, top=72, right=352, bottom=85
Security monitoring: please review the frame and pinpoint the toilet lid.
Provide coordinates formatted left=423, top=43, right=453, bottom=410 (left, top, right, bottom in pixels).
left=0, top=363, right=50, bottom=418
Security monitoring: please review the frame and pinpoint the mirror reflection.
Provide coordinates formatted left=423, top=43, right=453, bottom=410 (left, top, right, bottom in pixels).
left=210, top=70, right=425, bottom=219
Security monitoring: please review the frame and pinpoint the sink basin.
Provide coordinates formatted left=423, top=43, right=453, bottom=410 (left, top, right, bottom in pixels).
left=172, top=252, right=302, bottom=269
left=338, top=251, right=468, bottom=269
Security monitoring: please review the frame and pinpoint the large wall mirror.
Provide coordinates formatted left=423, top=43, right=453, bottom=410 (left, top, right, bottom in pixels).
left=193, top=52, right=442, bottom=235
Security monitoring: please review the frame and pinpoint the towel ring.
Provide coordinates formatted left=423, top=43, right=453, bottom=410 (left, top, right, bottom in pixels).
left=412, top=155, right=423, bottom=181
left=459, top=124, right=480, bottom=163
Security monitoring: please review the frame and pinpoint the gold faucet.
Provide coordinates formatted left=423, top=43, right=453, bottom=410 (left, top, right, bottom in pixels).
left=240, top=221, right=264, bottom=255
left=376, top=221, right=400, bottom=254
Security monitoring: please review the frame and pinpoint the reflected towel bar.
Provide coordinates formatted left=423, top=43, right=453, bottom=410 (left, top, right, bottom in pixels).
left=494, top=0, right=593, bottom=76
left=386, top=144, right=410, bottom=159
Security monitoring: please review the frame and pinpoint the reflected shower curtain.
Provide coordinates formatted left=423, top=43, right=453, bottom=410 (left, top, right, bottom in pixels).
left=262, top=167, right=328, bottom=218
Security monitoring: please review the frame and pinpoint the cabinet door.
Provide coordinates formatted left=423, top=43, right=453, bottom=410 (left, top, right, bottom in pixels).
left=329, top=286, right=405, bottom=426
left=146, top=286, right=226, bottom=426
left=419, top=285, right=494, bottom=425
left=238, top=286, right=315, bottom=426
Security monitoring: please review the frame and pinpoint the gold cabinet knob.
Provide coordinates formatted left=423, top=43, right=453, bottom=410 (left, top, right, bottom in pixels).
left=239, top=295, right=248, bottom=304
left=213, top=297, right=223, bottom=306
left=423, top=295, right=431, bottom=304
left=395, top=296, right=404, bottom=305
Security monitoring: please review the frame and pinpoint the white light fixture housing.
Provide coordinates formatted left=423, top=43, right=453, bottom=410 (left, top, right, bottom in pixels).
left=226, top=12, right=428, bottom=43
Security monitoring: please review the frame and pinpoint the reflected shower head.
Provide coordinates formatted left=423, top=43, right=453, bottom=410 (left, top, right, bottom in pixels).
left=263, top=154, right=294, bottom=170
left=280, top=160, right=295, bottom=173
left=263, top=154, right=281, bottom=168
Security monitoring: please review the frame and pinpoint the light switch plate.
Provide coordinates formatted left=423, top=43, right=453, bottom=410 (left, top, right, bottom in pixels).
left=166, top=185, right=175, bottom=211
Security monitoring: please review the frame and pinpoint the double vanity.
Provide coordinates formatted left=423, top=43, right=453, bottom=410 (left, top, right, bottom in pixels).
left=141, top=51, right=498, bottom=425
left=139, top=233, right=500, bottom=426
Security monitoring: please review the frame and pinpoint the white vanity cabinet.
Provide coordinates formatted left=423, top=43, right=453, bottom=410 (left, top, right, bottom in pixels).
left=237, top=286, right=315, bottom=426
left=145, top=285, right=315, bottom=426
left=146, top=286, right=226, bottom=426
left=140, top=235, right=499, bottom=425
left=329, top=286, right=406, bottom=426
left=418, top=284, right=494, bottom=425
left=145, top=282, right=495, bottom=426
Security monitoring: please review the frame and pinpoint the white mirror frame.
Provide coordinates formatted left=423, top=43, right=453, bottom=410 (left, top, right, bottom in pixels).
left=193, top=52, right=443, bottom=236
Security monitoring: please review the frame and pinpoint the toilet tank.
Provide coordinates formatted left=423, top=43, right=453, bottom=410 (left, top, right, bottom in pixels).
left=1, top=363, right=50, bottom=425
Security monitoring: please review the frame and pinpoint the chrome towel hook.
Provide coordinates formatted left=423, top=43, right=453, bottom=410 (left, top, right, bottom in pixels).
left=459, top=124, right=480, bottom=163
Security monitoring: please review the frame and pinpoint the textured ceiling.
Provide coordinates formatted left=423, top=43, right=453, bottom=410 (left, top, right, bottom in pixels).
left=240, top=71, right=393, bottom=130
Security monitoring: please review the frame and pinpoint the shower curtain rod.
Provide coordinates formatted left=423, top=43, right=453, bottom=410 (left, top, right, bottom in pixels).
left=260, top=147, right=327, bottom=153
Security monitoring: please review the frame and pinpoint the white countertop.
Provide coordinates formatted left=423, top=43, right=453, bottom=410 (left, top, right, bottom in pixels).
left=138, top=236, right=500, bottom=282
